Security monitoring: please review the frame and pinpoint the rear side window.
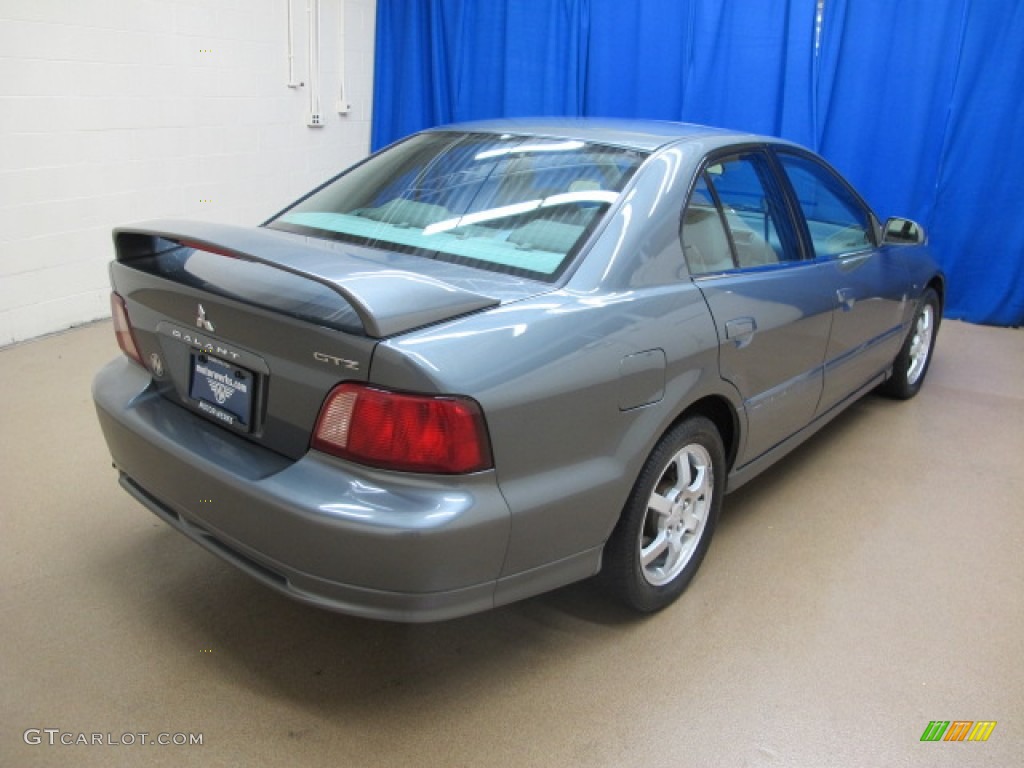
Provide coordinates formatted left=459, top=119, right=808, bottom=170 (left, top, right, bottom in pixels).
left=776, top=152, right=874, bottom=258
left=268, top=132, right=646, bottom=281
left=682, top=175, right=735, bottom=273
left=682, top=152, right=800, bottom=275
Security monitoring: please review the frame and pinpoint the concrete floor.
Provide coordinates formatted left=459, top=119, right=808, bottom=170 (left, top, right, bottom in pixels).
left=1, top=319, right=1021, bottom=767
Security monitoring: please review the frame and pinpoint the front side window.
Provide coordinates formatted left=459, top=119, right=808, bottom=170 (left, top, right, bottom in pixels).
left=776, top=152, right=874, bottom=258
left=267, top=132, right=646, bottom=280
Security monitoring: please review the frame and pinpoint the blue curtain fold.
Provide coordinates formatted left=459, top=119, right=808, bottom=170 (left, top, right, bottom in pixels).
left=583, top=0, right=693, bottom=119
left=371, top=0, right=1024, bottom=326
left=678, top=0, right=816, bottom=141
left=814, top=0, right=966, bottom=223
left=371, top=0, right=590, bottom=149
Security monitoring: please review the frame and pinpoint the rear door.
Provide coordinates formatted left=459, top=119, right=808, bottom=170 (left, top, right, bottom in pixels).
left=685, top=150, right=835, bottom=466
left=772, top=150, right=910, bottom=415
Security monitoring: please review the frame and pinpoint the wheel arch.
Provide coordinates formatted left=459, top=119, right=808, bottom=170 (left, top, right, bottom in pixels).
left=926, top=274, right=945, bottom=316
left=598, top=392, right=736, bottom=610
left=670, top=394, right=741, bottom=473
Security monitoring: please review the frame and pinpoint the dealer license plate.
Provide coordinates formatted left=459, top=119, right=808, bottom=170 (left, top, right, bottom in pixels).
left=189, top=353, right=254, bottom=429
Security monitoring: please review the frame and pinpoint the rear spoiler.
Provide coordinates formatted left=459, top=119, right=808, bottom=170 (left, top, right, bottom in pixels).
left=113, top=219, right=499, bottom=338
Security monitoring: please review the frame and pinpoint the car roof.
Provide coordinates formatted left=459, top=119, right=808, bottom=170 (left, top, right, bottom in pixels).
left=425, top=117, right=778, bottom=153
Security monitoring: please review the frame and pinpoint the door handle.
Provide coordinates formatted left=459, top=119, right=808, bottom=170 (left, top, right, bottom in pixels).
left=725, top=317, right=757, bottom=348
left=837, top=288, right=856, bottom=311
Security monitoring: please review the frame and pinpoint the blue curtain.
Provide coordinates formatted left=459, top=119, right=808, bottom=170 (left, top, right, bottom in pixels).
left=583, top=1, right=693, bottom=120
left=927, top=3, right=1024, bottom=326
left=678, top=0, right=816, bottom=142
left=372, top=0, right=1024, bottom=326
left=371, top=0, right=589, bottom=148
left=814, top=0, right=966, bottom=221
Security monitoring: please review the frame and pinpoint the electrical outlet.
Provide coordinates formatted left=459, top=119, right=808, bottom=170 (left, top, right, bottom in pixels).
left=306, top=112, right=324, bottom=127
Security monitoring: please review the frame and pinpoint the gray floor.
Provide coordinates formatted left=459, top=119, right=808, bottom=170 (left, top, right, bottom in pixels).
left=2, top=319, right=1021, bottom=767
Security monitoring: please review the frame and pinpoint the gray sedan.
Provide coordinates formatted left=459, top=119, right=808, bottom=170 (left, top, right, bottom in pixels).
left=93, top=118, right=943, bottom=621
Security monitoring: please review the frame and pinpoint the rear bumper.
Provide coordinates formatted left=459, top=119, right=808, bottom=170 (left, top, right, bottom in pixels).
left=92, top=358, right=511, bottom=622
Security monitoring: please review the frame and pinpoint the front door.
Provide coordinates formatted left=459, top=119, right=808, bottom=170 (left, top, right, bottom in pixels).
left=773, top=151, right=910, bottom=415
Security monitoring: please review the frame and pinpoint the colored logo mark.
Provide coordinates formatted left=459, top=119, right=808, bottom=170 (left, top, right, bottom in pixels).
left=920, top=720, right=996, bottom=742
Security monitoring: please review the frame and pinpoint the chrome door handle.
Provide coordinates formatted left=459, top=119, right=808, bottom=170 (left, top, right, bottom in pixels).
left=837, top=288, right=856, bottom=311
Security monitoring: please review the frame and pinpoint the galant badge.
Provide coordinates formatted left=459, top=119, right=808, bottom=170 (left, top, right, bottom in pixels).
left=196, top=304, right=215, bottom=333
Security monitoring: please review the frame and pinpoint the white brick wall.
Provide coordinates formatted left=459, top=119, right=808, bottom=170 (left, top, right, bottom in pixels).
left=0, top=0, right=376, bottom=345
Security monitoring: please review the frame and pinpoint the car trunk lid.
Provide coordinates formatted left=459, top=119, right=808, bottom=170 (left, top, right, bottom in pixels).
left=109, top=220, right=550, bottom=460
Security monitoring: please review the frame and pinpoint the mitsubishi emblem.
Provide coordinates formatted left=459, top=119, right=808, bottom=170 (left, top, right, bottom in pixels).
left=196, top=304, right=215, bottom=332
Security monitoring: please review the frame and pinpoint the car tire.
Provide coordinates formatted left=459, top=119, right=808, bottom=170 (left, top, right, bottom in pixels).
left=879, top=287, right=940, bottom=400
left=600, top=416, right=725, bottom=613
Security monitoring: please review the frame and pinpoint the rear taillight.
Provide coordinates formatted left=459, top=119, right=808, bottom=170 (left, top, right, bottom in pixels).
left=111, top=292, right=144, bottom=367
left=312, top=383, right=493, bottom=474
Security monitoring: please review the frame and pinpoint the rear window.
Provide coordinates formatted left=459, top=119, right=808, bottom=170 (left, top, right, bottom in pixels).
left=267, top=132, right=646, bottom=281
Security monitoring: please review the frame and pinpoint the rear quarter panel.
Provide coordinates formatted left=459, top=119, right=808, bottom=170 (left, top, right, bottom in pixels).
left=372, top=284, right=725, bottom=577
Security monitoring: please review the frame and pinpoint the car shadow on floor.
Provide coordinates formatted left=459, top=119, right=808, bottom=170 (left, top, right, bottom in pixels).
left=92, top=515, right=648, bottom=720
left=89, top=391, right=901, bottom=722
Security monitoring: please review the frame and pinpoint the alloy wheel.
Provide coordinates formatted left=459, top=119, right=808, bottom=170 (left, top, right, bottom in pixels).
left=640, top=443, right=714, bottom=586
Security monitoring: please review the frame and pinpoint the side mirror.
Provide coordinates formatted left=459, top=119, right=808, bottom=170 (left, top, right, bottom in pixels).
left=883, top=217, right=926, bottom=245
